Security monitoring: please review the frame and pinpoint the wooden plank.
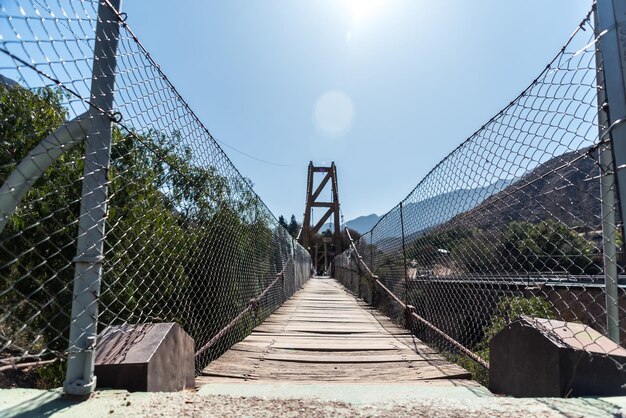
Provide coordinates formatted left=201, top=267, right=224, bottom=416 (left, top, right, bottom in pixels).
left=250, top=331, right=413, bottom=337
left=243, top=342, right=399, bottom=351
left=204, top=362, right=470, bottom=382
left=246, top=335, right=410, bottom=342
left=199, top=277, right=473, bottom=385
left=244, top=353, right=441, bottom=364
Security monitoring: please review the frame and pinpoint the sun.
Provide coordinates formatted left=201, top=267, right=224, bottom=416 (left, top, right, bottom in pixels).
left=342, top=0, right=386, bottom=25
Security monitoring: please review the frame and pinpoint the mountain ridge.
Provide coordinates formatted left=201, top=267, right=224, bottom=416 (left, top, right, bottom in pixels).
left=320, top=213, right=381, bottom=235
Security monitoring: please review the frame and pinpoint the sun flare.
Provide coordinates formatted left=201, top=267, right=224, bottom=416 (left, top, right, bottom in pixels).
left=342, top=0, right=386, bottom=25
left=313, top=90, right=355, bottom=138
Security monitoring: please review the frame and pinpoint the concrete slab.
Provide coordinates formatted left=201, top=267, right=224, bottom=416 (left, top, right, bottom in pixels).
left=0, top=388, right=150, bottom=418
left=1, top=387, right=624, bottom=417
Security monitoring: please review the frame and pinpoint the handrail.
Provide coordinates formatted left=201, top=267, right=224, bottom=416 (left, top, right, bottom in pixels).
left=195, top=263, right=291, bottom=358
left=343, top=227, right=489, bottom=369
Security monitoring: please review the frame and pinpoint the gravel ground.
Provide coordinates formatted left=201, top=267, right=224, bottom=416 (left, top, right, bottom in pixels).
left=90, top=390, right=623, bottom=418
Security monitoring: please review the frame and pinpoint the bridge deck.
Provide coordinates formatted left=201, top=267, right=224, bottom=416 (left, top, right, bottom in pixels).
left=197, top=277, right=475, bottom=385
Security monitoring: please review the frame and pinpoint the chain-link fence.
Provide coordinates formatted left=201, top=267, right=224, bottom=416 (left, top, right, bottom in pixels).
left=0, top=0, right=311, bottom=391
left=336, top=5, right=626, bottom=383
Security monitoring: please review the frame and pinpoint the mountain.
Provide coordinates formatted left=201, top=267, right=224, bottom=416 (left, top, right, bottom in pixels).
left=326, top=149, right=600, bottom=254
left=400, top=147, right=601, bottom=243
left=320, top=213, right=381, bottom=235
left=326, top=146, right=597, bottom=248
left=346, top=214, right=380, bottom=234
left=322, top=178, right=513, bottom=247
left=401, top=178, right=512, bottom=237
left=0, top=74, right=18, bottom=87
left=368, top=148, right=604, bottom=253
left=456, top=147, right=602, bottom=230
left=367, top=178, right=514, bottom=245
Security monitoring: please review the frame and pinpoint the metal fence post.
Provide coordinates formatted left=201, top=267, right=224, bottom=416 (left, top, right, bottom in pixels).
left=596, top=0, right=626, bottom=343
left=370, top=233, right=373, bottom=272
left=595, top=8, right=620, bottom=343
left=292, top=237, right=299, bottom=288
left=64, top=0, right=122, bottom=396
left=400, top=202, right=408, bottom=305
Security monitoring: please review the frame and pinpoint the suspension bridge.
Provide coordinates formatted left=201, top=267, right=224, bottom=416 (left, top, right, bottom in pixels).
left=1, top=0, right=626, bottom=416
left=198, top=277, right=472, bottom=385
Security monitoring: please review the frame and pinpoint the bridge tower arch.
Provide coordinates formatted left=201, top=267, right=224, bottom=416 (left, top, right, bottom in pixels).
left=300, top=162, right=342, bottom=273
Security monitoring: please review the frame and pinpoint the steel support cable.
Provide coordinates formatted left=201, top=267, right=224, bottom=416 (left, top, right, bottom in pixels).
left=344, top=228, right=490, bottom=369
left=0, top=358, right=58, bottom=373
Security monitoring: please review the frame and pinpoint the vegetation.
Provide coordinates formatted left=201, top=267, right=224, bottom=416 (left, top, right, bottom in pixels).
left=0, top=82, right=290, bottom=386
left=278, top=214, right=300, bottom=238
left=377, top=217, right=598, bottom=386
left=278, top=213, right=360, bottom=272
left=503, top=220, right=599, bottom=274
left=407, top=220, right=600, bottom=275
left=0, top=84, right=77, bottom=357
left=450, top=296, right=557, bottom=386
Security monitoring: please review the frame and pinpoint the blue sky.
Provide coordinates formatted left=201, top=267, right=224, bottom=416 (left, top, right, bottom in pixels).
left=122, top=0, right=592, bottom=223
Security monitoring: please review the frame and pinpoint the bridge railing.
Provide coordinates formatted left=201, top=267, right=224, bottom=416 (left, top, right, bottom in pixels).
left=336, top=3, right=626, bottom=382
left=0, top=0, right=311, bottom=394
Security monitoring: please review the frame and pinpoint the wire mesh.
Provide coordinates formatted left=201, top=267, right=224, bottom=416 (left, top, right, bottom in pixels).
left=0, top=0, right=311, bottom=384
left=335, top=7, right=626, bottom=383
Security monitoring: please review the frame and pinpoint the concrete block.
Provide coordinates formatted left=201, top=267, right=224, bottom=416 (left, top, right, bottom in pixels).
left=95, top=323, right=195, bottom=392
left=489, top=316, right=626, bottom=397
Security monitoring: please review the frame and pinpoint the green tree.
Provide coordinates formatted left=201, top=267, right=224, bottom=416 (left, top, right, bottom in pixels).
left=503, top=220, right=599, bottom=274
left=287, top=214, right=299, bottom=238
left=102, top=129, right=276, bottom=365
left=407, top=227, right=472, bottom=269
left=454, top=231, right=501, bottom=273
left=452, top=296, right=557, bottom=385
left=0, top=82, right=282, bottom=375
left=0, top=83, right=77, bottom=356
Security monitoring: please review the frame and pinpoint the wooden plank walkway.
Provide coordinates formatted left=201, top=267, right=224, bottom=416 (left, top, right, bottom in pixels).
left=197, top=277, right=474, bottom=385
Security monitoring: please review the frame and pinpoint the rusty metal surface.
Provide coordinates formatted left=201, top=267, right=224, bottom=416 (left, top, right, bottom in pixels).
left=301, top=162, right=342, bottom=272
left=489, top=317, right=626, bottom=397
left=528, top=316, right=626, bottom=356
left=95, top=323, right=194, bottom=392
